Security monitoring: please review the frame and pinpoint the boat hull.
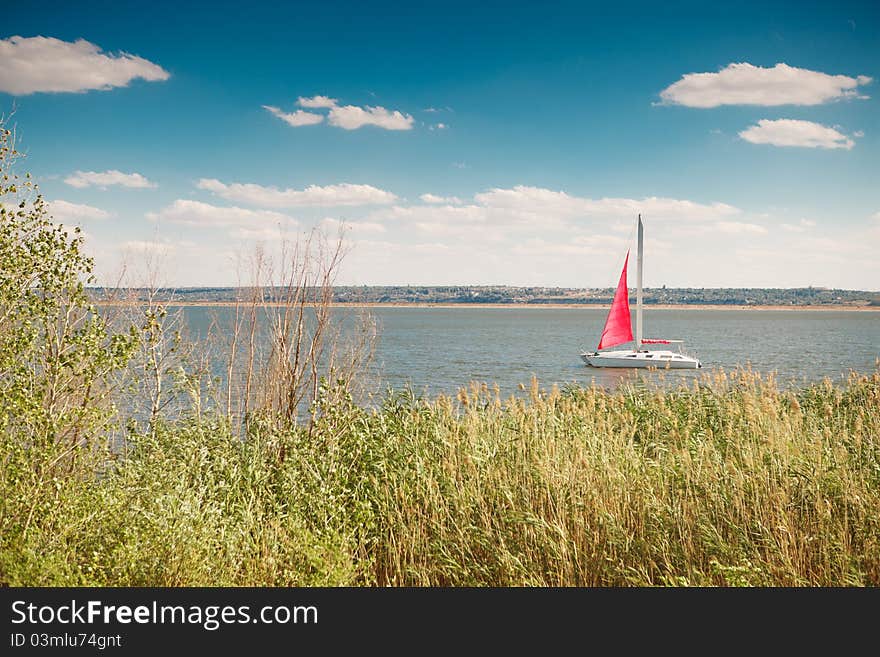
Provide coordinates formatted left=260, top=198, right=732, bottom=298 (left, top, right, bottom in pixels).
left=581, top=349, right=701, bottom=369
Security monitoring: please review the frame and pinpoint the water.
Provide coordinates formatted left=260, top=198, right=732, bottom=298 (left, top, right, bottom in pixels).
left=172, top=305, right=880, bottom=398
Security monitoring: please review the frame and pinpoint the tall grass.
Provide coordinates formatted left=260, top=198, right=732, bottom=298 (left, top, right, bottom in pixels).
left=3, top=367, right=878, bottom=586
left=3, top=112, right=878, bottom=587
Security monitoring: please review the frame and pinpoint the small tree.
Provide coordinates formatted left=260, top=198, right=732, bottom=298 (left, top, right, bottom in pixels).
left=223, top=226, right=377, bottom=436
left=0, top=118, right=137, bottom=544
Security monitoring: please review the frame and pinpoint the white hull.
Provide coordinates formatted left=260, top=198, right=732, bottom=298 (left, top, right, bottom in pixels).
left=581, top=349, right=701, bottom=369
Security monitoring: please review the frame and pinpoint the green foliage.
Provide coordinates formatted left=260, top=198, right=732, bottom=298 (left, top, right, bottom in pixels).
left=3, top=367, right=879, bottom=587
left=3, top=382, right=384, bottom=586
left=0, top=122, right=137, bottom=577
left=1, top=121, right=878, bottom=587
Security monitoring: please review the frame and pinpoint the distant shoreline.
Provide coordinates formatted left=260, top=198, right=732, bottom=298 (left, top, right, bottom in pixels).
left=92, top=301, right=878, bottom=311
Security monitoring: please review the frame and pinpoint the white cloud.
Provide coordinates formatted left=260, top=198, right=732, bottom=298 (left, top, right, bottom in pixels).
left=121, top=240, right=178, bottom=256
left=473, top=186, right=740, bottom=221
left=48, top=199, right=111, bottom=222
left=512, top=235, right=631, bottom=257
left=266, top=95, right=415, bottom=130
left=872, top=211, right=880, bottom=221
left=263, top=105, right=323, bottom=127
left=64, top=169, right=156, bottom=189
left=370, top=188, right=743, bottom=242
left=0, top=35, right=169, bottom=95
left=413, top=222, right=507, bottom=243
left=659, top=62, right=871, bottom=108
left=297, top=95, right=338, bottom=109
left=715, top=221, right=767, bottom=235
left=420, top=193, right=463, bottom=204
left=412, top=242, right=450, bottom=253
left=100, top=240, right=242, bottom=287
left=197, top=178, right=397, bottom=207
left=146, top=199, right=294, bottom=228
left=781, top=218, right=817, bottom=232
left=319, top=218, right=387, bottom=234
left=733, top=233, right=878, bottom=279
left=739, top=119, right=855, bottom=149
left=343, top=224, right=878, bottom=287
left=429, top=123, right=448, bottom=130
left=357, top=239, right=451, bottom=255
left=380, top=204, right=489, bottom=224
left=328, top=104, right=414, bottom=130
left=228, top=226, right=298, bottom=241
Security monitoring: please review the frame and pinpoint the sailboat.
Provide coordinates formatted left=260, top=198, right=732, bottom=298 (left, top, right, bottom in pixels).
left=581, top=215, right=701, bottom=369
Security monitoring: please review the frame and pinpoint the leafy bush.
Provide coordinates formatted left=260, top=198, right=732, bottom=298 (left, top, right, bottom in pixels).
left=0, top=120, right=137, bottom=579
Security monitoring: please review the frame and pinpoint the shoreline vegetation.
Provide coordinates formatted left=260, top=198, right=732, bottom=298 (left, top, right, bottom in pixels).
left=3, top=121, right=879, bottom=587
left=6, top=367, right=880, bottom=586
left=92, top=300, right=878, bottom=311
left=86, top=285, right=880, bottom=309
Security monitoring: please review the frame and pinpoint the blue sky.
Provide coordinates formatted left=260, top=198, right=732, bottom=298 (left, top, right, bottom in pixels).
left=1, top=0, right=878, bottom=288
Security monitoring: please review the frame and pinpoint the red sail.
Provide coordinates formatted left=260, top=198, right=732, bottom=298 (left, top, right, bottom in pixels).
left=597, top=251, right=634, bottom=350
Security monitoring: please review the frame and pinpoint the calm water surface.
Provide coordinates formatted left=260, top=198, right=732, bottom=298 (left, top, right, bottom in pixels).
left=172, top=306, right=880, bottom=398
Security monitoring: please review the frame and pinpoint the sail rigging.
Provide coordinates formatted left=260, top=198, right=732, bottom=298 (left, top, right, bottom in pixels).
left=597, top=250, right=633, bottom=350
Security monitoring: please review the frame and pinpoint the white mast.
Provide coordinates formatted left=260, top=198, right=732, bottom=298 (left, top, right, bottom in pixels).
left=636, top=214, right=643, bottom=351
